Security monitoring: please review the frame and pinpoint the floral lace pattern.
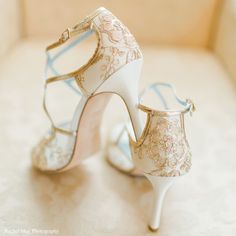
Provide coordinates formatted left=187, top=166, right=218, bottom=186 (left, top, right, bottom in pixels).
left=77, top=9, right=142, bottom=94
left=32, top=132, right=74, bottom=171
left=130, top=113, right=192, bottom=177
left=94, top=11, right=142, bottom=80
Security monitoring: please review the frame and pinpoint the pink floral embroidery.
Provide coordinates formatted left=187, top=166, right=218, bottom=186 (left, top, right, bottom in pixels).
left=130, top=115, right=192, bottom=177
left=91, top=11, right=142, bottom=81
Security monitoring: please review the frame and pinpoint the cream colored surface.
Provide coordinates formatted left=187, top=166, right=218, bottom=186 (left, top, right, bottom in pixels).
left=0, top=40, right=236, bottom=235
left=0, top=0, right=22, bottom=58
left=1, top=1, right=236, bottom=235
left=213, top=0, right=236, bottom=83
left=21, top=0, right=218, bottom=47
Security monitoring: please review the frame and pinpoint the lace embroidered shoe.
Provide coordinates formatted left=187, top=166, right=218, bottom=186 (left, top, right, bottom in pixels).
left=107, top=82, right=195, bottom=231
left=32, top=7, right=143, bottom=172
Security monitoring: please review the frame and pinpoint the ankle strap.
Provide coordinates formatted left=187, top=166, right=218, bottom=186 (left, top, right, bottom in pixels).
left=46, top=7, right=106, bottom=51
left=138, top=82, right=196, bottom=116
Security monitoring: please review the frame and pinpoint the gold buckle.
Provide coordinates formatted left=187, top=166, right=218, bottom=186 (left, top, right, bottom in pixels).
left=60, top=28, right=71, bottom=42
left=186, top=99, right=196, bottom=116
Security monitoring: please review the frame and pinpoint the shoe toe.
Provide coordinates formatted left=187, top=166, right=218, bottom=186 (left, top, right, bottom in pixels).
left=31, top=134, right=73, bottom=172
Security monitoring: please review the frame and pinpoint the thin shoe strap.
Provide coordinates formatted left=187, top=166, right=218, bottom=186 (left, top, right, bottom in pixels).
left=45, top=30, right=93, bottom=95
left=46, top=7, right=105, bottom=51
left=139, top=82, right=196, bottom=115
left=43, top=29, right=96, bottom=136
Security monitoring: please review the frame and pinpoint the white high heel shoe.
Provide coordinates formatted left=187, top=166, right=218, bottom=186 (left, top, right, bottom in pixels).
left=32, top=7, right=143, bottom=172
left=107, top=83, right=196, bottom=231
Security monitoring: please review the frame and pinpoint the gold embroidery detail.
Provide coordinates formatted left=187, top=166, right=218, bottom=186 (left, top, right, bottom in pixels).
left=32, top=132, right=73, bottom=171
left=90, top=11, right=142, bottom=81
left=130, top=112, right=192, bottom=177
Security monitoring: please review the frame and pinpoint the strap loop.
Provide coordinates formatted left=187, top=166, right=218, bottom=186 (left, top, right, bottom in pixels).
left=186, top=98, right=196, bottom=116
left=60, top=28, right=71, bottom=43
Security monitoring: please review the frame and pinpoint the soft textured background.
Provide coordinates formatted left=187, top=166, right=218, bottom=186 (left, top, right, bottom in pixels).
left=0, top=0, right=236, bottom=235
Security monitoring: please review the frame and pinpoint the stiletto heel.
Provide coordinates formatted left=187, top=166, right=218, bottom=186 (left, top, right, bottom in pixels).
left=96, top=59, right=144, bottom=138
left=145, top=174, right=174, bottom=231
left=107, top=82, right=196, bottom=230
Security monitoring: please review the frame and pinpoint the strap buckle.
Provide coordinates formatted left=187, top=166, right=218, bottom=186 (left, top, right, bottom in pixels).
left=60, top=28, right=71, bottom=42
left=59, top=21, right=89, bottom=43
left=186, top=99, right=196, bottom=116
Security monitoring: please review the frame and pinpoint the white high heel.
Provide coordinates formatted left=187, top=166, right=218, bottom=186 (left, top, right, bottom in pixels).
left=107, top=83, right=196, bottom=231
left=32, top=7, right=143, bottom=172
left=145, top=175, right=174, bottom=231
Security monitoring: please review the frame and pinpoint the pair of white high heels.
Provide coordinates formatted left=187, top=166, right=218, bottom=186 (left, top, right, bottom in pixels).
left=32, top=7, right=195, bottom=232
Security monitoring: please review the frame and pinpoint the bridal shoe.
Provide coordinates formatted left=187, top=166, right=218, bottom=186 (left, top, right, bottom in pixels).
left=32, top=7, right=143, bottom=172
left=107, top=82, right=195, bottom=231
left=31, top=6, right=196, bottom=232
